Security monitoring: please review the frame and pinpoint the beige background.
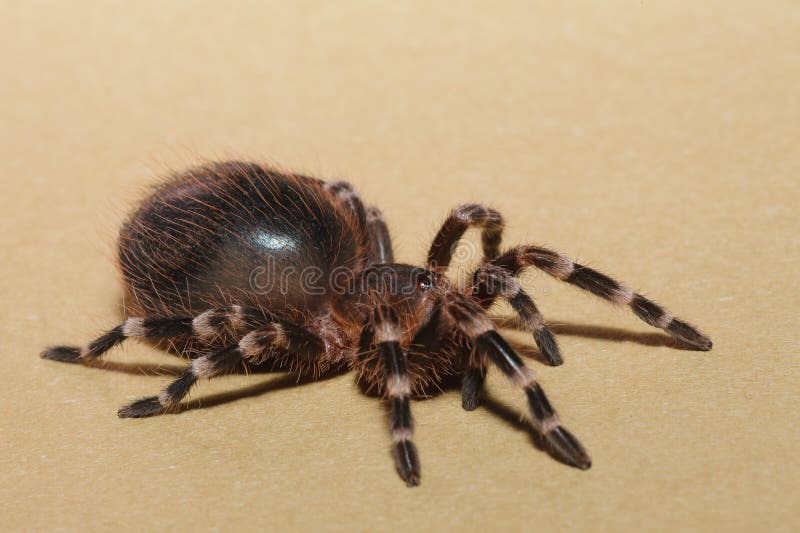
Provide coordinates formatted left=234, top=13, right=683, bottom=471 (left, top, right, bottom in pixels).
left=1, top=1, right=798, bottom=531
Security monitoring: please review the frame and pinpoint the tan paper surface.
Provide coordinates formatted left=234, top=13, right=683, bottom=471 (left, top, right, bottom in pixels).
left=1, top=1, right=797, bottom=531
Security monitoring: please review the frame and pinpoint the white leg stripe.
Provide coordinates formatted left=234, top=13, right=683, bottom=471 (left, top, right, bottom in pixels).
left=386, top=375, right=411, bottom=397
left=655, top=311, right=674, bottom=329
left=157, top=390, right=173, bottom=407
left=238, top=332, right=264, bottom=358
left=191, top=357, right=216, bottom=378
left=272, top=323, right=288, bottom=348
left=366, top=207, right=384, bottom=222
left=466, top=313, right=494, bottom=336
left=122, top=318, right=146, bottom=337
left=374, top=322, right=401, bottom=344
left=392, top=427, right=414, bottom=443
left=611, top=285, right=635, bottom=305
left=228, top=305, right=244, bottom=328
left=511, top=366, right=536, bottom=389
left=552, top=254, right=575, bottom=279
left=541, top=415, right=561, bottom=433
left=192, top=311, right=217, bottom=338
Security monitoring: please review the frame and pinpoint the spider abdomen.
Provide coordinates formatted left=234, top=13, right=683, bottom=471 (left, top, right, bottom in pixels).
left=118, top=161, right=368, bottom=319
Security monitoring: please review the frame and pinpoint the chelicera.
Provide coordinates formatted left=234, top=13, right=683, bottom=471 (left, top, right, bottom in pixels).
left=42, top=161, right=712, bottom=486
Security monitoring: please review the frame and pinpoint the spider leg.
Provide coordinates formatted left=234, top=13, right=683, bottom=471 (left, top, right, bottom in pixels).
left=426, top=204, right=504, bottom=272
left=365, top=206, right=394, bottom=264
left=492, top=245, right=712, bottom=350
left=471, top=264, right=563, bottom=366
left=118, top=320, right=327, bottom=418
left=324, top=180, right=367, bottom=229
left=371, top=305, right=420, bottom=487
left=237, top=321, right=327, bottom=372
left=117, top=343, right=243, bottom=418
left=445, top=294, right=591, bottom=469
left=461, top=365, right=487, bottom=411
left=324, top=181, right=393, bottom=265
left=41, top=306, right=256, bottom=363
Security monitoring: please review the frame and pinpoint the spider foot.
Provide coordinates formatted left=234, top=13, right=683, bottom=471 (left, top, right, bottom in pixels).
left=667, top=319, right=713, bottom=351
left=461, top=367, right=485, bottom=411
left=533, top=329, right=563, bottom=366
left=545, top=426, right=591, bottom=470
left=394, top=440, right=421, bottom=487
left=118, top=397, right=165, bottom=418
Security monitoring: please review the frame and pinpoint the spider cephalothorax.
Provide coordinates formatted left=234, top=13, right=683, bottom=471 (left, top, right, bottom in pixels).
left=42, top=161, right=712, bottom=486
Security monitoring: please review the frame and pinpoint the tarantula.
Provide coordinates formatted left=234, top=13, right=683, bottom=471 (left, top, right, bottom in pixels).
left=42, top=161, right=712, bottom=486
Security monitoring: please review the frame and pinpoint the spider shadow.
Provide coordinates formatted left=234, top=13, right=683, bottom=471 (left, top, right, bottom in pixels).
left=79, top=347, right=348, bottom=414
left=493, top=316, right=702, bottom=352
left=423, top=375, right=580, bottom=469
left=479, top=393, right=582, bottom=468
left=168, top=367, right=349, bottom=415
left=83, top=357, right=187, bottom=377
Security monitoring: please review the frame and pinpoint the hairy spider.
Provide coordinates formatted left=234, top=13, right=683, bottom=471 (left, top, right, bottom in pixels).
left=42, top=161, right=712, bottom=486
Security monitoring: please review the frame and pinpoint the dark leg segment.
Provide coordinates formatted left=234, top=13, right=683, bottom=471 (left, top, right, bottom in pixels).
left=461, top=365, right=486, bottom=411
left=492, top=245, right=712, bottom=350
left=41, top=306, right=254, bottom=363
left=426, top=204, right=504, bottom=272
left=472, top=264, right=563, bottom=365
left=365, top=206, right=394, bottom=264
left=446, top=294, right=591, bottom=469
left=371, top=305, right=420, bottom=486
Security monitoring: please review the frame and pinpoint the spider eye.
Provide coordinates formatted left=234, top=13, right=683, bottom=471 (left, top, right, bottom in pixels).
left=417, top=273, right=434, bottom=291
